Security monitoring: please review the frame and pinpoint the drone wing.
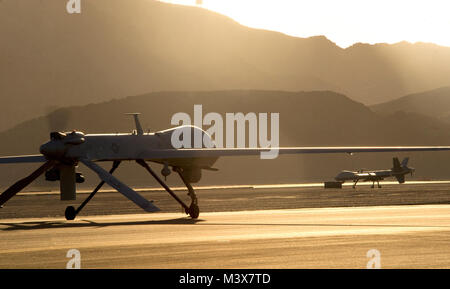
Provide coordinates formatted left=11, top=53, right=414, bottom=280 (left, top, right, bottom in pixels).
left=134, top=146, right=450, bottom=160
left=0, top=155, right=47, bottom=164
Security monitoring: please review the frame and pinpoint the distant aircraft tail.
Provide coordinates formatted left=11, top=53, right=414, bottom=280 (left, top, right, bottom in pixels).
left=392, top=157, right=411, bottom=184
left=392, top=157, right=402, bottom=171
left=393, top=157, right=409, bottom=171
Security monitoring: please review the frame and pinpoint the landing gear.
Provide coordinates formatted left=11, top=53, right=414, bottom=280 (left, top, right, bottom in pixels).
left=136, top=160, right=200, bottom=219
left=371, top=180, right=381, bottom=189
left=188, top=203, right=200, bottom=219
left=64, top=161, right=121, bottom=221
left=65, top=206, right=76, bottom=220
left=352, top=179, right=358, bottom=189
left=174, top=167, right=199, bottom=219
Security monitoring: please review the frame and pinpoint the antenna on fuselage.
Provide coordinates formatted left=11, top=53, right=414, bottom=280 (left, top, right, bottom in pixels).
left=125, top=113, right=144, bottom=135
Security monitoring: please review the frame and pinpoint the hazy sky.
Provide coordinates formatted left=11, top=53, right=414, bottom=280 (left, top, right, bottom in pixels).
left=160, top=0, right=450, bottom=48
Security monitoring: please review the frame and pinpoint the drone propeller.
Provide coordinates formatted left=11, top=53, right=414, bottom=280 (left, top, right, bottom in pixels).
left=40, top=131, right=85, bottom=159
left=0, top=160, right=55, bottom=207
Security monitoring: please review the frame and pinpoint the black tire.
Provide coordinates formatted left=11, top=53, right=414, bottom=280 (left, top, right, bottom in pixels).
left=188, top=204, right=200, bottom=219
left=65, top=206, right=76, bottom=220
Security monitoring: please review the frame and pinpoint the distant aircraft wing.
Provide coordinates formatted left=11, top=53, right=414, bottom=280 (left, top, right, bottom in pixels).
left=3, top=147, right=450, bottom=162
left=0, top=155, right=47, bottom=164
left=135, top=146, right=450, bottom=160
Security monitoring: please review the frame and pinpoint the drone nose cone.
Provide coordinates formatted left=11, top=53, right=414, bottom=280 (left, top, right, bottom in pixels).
left=40, top=141, right=66, bottom=159
left=39, top=142, right=52, bottom=156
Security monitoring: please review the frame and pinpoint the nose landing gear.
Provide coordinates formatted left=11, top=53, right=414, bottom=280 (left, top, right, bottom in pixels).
left=64, top=161, right=121, bottom=220
left=65, top=205, right=76, bottom=220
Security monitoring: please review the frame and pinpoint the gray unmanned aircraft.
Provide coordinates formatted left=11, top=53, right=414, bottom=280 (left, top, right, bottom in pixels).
left=335, top=157, right=415, bottom=188
left=0, top=114, right=449, bottom=220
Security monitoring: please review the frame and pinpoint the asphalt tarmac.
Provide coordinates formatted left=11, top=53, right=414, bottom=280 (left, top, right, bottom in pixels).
left=0, top=182, right=449, bottom=268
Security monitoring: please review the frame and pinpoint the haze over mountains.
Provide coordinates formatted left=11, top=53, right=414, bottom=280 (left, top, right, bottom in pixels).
left=2, top=90, right=450, bottom=191
left=372, top=86, right=450, bottom=123
left=1, top=0, right=450, bottom=131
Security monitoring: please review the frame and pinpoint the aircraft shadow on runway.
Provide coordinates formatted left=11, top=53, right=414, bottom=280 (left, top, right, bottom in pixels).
left=0, top=217, right=204, bottom=231
left=0, top=218, right=449, bottom=231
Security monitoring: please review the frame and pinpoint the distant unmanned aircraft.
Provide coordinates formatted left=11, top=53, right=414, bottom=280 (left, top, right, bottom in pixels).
left=0, top=114, right=449, bottom=220
left=335, top=157, right=415, bottom=188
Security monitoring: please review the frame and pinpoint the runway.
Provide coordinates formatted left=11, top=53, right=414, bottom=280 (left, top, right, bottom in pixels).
left=1, top=204, right=449, bottom=268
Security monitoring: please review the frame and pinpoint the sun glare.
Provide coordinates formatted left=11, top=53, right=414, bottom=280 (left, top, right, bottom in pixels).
left=159, top=0, right=450, bottom=48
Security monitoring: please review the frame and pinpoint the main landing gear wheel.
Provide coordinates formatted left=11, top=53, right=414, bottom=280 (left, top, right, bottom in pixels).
left=136, top=161, right=200, bottom=219
left=188, top=203, right=200, bottom=219
left=65, top=206, right=76, bottom=220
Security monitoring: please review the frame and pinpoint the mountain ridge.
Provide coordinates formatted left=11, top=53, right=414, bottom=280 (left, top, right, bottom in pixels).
left=371, top=86, right=450, bottom=122
left=2, top=89, right=450, bottom=190
left=1, top=0, right=450, bottom=131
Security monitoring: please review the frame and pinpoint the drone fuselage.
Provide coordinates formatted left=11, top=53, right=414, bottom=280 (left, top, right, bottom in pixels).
left=40, top=127, right=218, bottom=170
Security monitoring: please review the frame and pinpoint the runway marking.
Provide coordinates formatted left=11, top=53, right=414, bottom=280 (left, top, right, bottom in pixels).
left=253, top=180, right=450, bottom=189
left=15, top=180, right=450, bottom=196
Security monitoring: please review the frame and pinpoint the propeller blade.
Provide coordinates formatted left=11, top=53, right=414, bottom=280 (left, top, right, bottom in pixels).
left=80, top=159, right=160, bottom=212
left=0, top=160, right=55, bottom=207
